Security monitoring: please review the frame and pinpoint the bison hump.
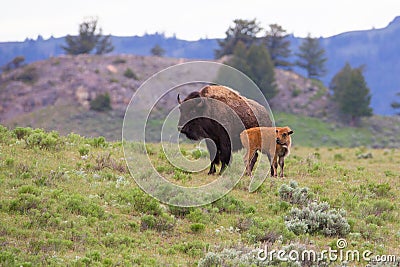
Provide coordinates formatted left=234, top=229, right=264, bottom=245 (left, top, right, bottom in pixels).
left=200, top=85, right=243, bottom=104
left=199, top=85, right=271, bottom=128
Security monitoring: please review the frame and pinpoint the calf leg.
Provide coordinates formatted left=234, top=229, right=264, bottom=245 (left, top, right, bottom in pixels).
left=278, top=156, right=285, bottom=178
left=267, top=153, right=274, bottom=176
left=243, top=149, right=256, bottom=176
left=249, top=151, right=258, bottom=174
left=271, top=154, right=278, bottom=177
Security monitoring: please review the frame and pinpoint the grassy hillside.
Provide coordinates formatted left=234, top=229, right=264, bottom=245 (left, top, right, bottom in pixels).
left=5, top=105, right=125, bottom=141
left=274, top=112, right=400, bottom=148
left=0, top=126, right=399, bottom=266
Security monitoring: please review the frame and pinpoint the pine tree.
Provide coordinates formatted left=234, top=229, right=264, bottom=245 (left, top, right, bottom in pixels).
left=330, top=63, right=372, bottom=125
left=150, top=44, right=166, bottom=57
left=264, top=24, right=292, bottom=68
left=296, top=34, right=327, bottom=79
left=215, top=19, right=262, bottom=59
left=391, top=92, right=400, bottom=115
left=246, top=44, right=277, bottom=99
left=227, top=42, right=277, bottom=99
left=226, top=41, right=250, bottom=75
left=95, top=34, right=114, bottom=55
left=62, top=17, right=114, bottom=55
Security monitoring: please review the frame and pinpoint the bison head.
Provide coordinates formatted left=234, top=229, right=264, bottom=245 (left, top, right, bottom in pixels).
left=177, top=92, right=209, bottom=140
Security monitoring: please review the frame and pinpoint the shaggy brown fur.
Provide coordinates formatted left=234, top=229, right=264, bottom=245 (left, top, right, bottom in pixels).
left=240, top=126, right=293, bottom=177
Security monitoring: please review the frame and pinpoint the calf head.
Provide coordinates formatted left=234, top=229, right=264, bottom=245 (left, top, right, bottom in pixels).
left=276, top=127, right=293, bottom=146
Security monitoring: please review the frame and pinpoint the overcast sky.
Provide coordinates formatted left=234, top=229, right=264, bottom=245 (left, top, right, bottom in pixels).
left=1, top=0, right=400, bottom=42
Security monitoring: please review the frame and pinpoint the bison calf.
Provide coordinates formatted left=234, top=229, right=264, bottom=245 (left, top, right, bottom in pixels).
left=240, top=126, right=293, bottom=177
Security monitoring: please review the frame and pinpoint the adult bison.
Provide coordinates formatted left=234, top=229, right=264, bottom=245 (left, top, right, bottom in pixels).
left=177, top=85, right=272, bottom=174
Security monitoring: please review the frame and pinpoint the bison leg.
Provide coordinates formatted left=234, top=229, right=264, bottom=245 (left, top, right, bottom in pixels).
left=206, top=139, right=219, bottom=175
left=279, top=156, right=285, bottom=178
left=219, top=148, right=231, bottom=175
left=208, top=162, right=216, bottom=175
left=220, top=162, right=227, bottom=175
left=218, top=135, right=231, bottom=175
left=208, top=156, right=219, bottom=175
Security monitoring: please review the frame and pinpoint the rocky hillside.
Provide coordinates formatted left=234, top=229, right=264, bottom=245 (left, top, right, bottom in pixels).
left=271, top=70, right=332, bottom=118
left=0, top=54, right=332, bottom=139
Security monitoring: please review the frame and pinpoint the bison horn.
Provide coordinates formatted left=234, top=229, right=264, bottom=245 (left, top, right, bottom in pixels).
left=177, top=94, right=182, bottom=104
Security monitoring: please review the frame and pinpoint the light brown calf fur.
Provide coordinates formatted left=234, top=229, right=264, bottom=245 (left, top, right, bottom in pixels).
left=240, top=126, right=293, bottom=177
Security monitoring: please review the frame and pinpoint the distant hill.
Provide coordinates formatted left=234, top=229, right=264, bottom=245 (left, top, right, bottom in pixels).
left=1, top=17, right=400, bottom=114
left=0, top=54, right=332, bottom=140
left=0, top=33, right=217, bottom=66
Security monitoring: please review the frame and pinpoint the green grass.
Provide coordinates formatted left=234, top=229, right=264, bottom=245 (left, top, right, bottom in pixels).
left=0, top=126, right=399, bottom=266
left=5, top=105, right=124, bottom=140
left=274, top=112, right=375, bottom=147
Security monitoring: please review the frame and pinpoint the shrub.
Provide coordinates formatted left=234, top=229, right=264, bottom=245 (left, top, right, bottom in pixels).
left=5, top=158, right=14, bottom=167
left=190, top=148, right=208, bottom=159
left=0, top=125, right=12, bottom=144
left=90, top=93, right=111, bottom=112
left=285, top=201, right=350, bottom=236
left=112, top=58, right=126, bottom=64
left=117, top=188, right=162, bottom=215
left=0, top=251, right=16, bottom=266
left=333, top=153, right=345, bottom=161
left=360, top=199, right=395, bottom=219
left=369, top=182, right=391, bottom=198
left=187, top=208, right=210, bottom=224
left=172, top=169, right=191, bottom=182
left=198, top=252, right=222, bottom=267
left=87, top=136, right=107, bottom=148
left=172, top=241, right=207, bottom=257
left=78, top=146, right=89, bottom=156
left=13, top=127, right=33, bottom=140
left=212, top=195, right=245, bottom=213
left=190, top=223, right=205, bottom=233
left=9, top=194, right=42, bottom=214
left=269, top=201, right=290, bottom=214
left=23, top=129, right=61, bottom=150
left=168, top=206, right=193, bottom=218
left=65, top=194, right=105, bottom=219
left=278, top=181, right=313, bottom=206
left=140, top=213, right=175, bottom=232
left=191, top=149, right=202, bottom=159
left=123, top=68, right=138, bottom=80
left=291, top=88, right=301, bottom=97
left=67, top=132, right=84, bottom=144
left=93, top=152, right=126, bottom=172
left=13, top=65, right=38, bottom=84
left=235, top=215, right=293, bottom=244
left=198, top=246, right=268, bottom=267
left=140, top=214, right=156, bottom=230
